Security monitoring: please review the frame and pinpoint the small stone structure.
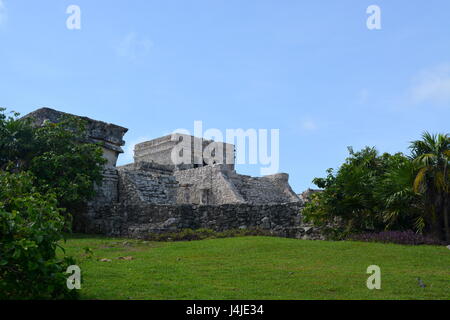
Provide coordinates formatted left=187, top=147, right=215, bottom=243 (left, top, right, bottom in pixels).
left=23, top=107, right=128, bottom=167
left=24, top=108, right=323, bottom=240
left=134, top=133, right=235, bottom=171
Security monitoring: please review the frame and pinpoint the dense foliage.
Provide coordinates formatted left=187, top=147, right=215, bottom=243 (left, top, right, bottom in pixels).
left=0, top=171, right=77, bottom=299
left=0, top=108, right=106, bottom=213
left=303, top=133, right=450, bottom=242
left=0, top=108, right=106, bottom=299
left=410, top=133, right=450, bottom=242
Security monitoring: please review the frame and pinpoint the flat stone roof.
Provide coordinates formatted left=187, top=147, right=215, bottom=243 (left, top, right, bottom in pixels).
left=23, top=107, right=128, bottom=152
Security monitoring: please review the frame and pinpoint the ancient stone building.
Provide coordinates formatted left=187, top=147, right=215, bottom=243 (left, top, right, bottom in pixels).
left=134, top=133, right=235, bottom=170
left=23, top=107, right=128, bottom=167
left=119, top=131, right=300, bottom=206
left=23, top=108, right=323, bottom=240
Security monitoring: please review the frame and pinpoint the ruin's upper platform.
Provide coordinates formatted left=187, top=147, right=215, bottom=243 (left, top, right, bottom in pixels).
left=134, top=133, right=235, bottom=170
left=23, top=107, right=128, bottom=153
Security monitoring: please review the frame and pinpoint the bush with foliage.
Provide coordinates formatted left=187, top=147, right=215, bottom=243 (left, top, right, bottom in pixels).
left=303, top=147, right=416, bottom=237
left=0, top=171, right=78, bottom=299
left=303, top=132, right=450, bottom=243
left=0, top=107, right=107, bottom=299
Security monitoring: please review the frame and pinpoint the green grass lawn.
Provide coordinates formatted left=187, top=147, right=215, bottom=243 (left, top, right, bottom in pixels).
left=61, top=235, right=450, bottom=300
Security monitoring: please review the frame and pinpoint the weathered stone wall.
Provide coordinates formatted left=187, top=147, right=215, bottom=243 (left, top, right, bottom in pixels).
left=227, top=172, right=300, bottom=204
left=173, top=164, right=300, bottom=205
left=134, top=134, right=180, bottom=165
left=76, top=168, right=120, bottom=233
left=77, top=201, right=323, bottom=240
left=124, top=203, right=302, bottom=238
left=95, top=168, right=120, bottom=205
left=117, top=167, right=178, bottom=205
left=78, top=163, right=314, bottom=240
left=174, top=165, right=245, bottom=205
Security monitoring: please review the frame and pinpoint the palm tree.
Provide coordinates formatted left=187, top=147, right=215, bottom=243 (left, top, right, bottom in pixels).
left=376, top=157, right=424, bottom=232
left=410, top=132, right=450, bottom=242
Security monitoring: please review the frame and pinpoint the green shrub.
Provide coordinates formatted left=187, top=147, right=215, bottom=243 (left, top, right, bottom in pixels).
left=0, top=108, right=107, bottom=298
left=303, top=134, right=450, bottom=243
left=303, top=147, right=422, bottom=238
left=0, top=171, right=78, bottom=300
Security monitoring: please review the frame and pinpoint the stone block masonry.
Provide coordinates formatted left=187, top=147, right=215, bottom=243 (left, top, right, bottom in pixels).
left=174, top=165, right=246, bottom=205
left=79, top=201, right=323, bottom=240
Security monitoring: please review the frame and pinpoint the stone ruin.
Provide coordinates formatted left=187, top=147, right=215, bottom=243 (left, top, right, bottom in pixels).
left=24, top=107, right=324, bottom=240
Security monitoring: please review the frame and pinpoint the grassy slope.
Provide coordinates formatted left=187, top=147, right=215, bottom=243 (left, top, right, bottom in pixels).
left=62, top=235, right=450, bottom=300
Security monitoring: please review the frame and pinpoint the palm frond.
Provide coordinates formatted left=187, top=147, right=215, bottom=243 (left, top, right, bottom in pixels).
left=413, top=167, right=428, bottom=193
left=414, top=216, right=426, bottom=233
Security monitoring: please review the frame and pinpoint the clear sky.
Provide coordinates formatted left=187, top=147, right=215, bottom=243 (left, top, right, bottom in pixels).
left=1, top=0, right=449, bottom=193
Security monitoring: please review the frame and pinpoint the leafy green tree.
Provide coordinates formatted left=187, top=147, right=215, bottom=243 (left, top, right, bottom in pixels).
left=374, top=155, right=423, bottom=231
left=0, top=107, right=107, bottom=299
left=0, top=108, right=106, bottom=215
left=0, top=109, right=36, bottom=170
left=303, top=147, right=422, bottom=238
left=304, top=134, right=450, bottom=242
left=29, top=117, right=106, bottom=213
left=303, top=147, right=391, bottom=237
left=410, top=132, right=450, bottom=242
left=0, top=171, right=78, bottom=299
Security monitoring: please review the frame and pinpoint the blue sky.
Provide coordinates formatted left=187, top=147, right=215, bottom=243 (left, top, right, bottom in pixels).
left=1, top=0, right=449, bottom=192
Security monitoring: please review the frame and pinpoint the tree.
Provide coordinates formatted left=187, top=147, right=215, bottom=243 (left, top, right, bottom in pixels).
left=0, top=107, right=107, bottom=298
left=303, top=147, right=402, bottom=236
left=0, top=108, right=106, bottom=215
left=304, top=134, right=450, bottom=242
left=0, top=109, right=36, bottom=170
left=29, top=116, right=106, bottom=214
left=410, top=132, right=450, bottom=242
left=374, top=155, right=423, bottom=231
left=303, top=147, right=423, bottom=238
left=0, top=171, right=78, bottom=299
